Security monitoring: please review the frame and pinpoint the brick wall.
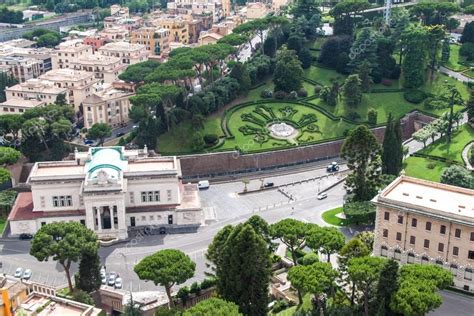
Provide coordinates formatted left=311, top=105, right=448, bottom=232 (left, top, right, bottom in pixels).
left=178, top=111, right=436, bottom=178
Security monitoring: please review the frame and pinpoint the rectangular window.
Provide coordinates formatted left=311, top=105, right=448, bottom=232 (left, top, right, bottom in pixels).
left=440, top=225, right=446, bottom=235
left=148, top=191, right=153, bottom=202
left=471, top=232, right=474, bottom=241
left=52, top=196, right=59, bottom=207
left=384, top=212, right=390, bottom=221
left=383, top=229, right=388, bottom=238
left=396, top=232, right=402, bottom=241
left=424, top=239, right=430, bottom=249
left=167, top=189, right=172, bottom=201
left=154, top=191, right=160, bottom=202
left=426, top=221, right=432, bottom=231
left=455, top=229, right=461, bottom=238
left=410, top=236, right=416, bottom=245
left=453, top=247, right=459, bottom=256
left=141, top=192, right=147, bottom=202
left=411, top=218, right=417, bottom=227
left=59, top=196, right=66, bottom=207
left=66, top=196, right=72, bottom=207
left=438, top=243, right=444, bottom=252
left=469, top=251, right=474, bottom=260
left=80, top=219, right=86, bottom=225
left=397, top=215, right=403, bottom=224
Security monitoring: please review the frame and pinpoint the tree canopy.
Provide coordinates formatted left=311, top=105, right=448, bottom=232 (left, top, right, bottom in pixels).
left=182, top=298, right=242, bottom=316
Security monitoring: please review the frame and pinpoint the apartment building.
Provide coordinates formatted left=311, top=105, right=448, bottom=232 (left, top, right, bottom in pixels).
left=98, top=42, right=149, bottom=65
left=130, top=27, right=170, bottom=56
left=51, top=39, right=94, bottom=69
left=83, top=36, right=108, bottom=51
left=82, top=83, right=134, bottom=129
left=246, top=2, right=269, bottom=20
left=0, top=78, right=68, bottom=114
left=154, top=15, right=190, bottom=44
left=39, top=69, right=99, bottom=111
left=69, top=54, right=126, bottom=84
left=103, top=16, right=143, bottom=31
left=98, top=27, right=129, bottom=41
left=0, top=56, right=42, bottom=83
left=373, top=176, right=474, bottom=292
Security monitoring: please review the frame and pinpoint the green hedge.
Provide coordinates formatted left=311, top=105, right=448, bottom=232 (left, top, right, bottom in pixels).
left=343, top=201, right=376, bottom=225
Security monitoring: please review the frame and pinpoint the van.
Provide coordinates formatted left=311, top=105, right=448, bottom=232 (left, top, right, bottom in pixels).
left=198, top=180, right=210, bottom=189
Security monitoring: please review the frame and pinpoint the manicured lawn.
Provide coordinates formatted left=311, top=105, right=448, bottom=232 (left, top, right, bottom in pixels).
left=422, top=72, right=470, bottom=99
left=304, top=66, right=346, bottom=86
left=0, top=217, right=6, bottom=234
left=275, top=294, right=312, bottom=315
left=321, top=207, right=347, bottom=226
left=420, top=125, right=474, bottom=162
left=445, top=44, right=469, bottom=72
left=403, top=157, right=448, bottom=182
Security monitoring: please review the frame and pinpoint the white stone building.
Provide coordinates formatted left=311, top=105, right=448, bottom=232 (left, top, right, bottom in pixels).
left=8, top=147, right=203, bottom=240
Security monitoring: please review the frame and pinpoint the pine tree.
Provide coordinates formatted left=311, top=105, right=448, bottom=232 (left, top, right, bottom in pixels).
left=358, top=61, right=372, bottom=93
left=467, top=90, right=474, bottom=124
left=376, top=259, right=399, bottom=316
left=76, top=248, right=102, bottom=293
left=343, top=74, right=362, bottom=107
left=440, top=39, right=450, bottom=65
left=216, top=224, right=271, bottom=315
left=382, top=114, right=403, bottom=176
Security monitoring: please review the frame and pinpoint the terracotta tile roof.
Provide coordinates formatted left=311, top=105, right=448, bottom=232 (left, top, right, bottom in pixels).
left=8, top=192, right=85, bottom=221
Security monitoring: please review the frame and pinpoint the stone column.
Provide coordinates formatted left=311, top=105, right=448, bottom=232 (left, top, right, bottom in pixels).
left=97, top=207, right=102, bottom=231
left=84, top=201, right=96, bottom=232
left=116, top=198, right=128, bottom=239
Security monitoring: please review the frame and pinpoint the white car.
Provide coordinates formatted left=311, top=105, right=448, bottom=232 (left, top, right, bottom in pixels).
left=14, top=267, right=23, bottom=278
left=101, top=275, right=107, bottom=285
left=114, top=277, right=123, bottom=289
left=197, top=180, right=210, bottom=189
left=317, top=193, right=328, bottom=200
left=22, top=269, right=32, bottom=280
left=100, top=266, right=106, bottom=277
left=108, top=272, right=118, bottom=286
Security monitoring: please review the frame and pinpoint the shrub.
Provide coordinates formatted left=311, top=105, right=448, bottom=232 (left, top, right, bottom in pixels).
left=203, top=134, right=219, bottom=145
left=288, top=91, right=298, bottom=100
left=301, top=253, right=319, bottom=266
left=72, top=290, right=94, bottom=305
left=343, top=201, right=376, bottom=225
left=274, top=91, right=288, bottom=99
left=367, top=108, right=377, bottom=125
left=200, top=278, right=217, bottom=290
left=381, top=79, right=392, bottom=86
left=314, top=85, right=322, bottom=95
left=260, top=88, right=273, bottom=98
left=177, top=286, right=190, bottom=303
left=390, top=64, right=401, bottom=79
left=190, top=282, right=201, bottom=295
left=348, top=111, right=361, bottom=121
left=404, top=89, right=427, bottom=104
left=427, top=162, right=436, bottom=169
left=424, top=97, right=435, bottom=109
left=297, top=88, right=308, bottom=97
left=460, top=42, right=474, bottom=61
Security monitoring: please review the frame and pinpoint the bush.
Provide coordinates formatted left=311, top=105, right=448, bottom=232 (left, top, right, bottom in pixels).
left=367, top=108, right=377, bottom=125
left=424, top=97, right=435, bottom=109
left=343, top=201, right=376, bottom=225
left=177, top=286, right=190, bottom=303
left=200, top=278, right=217, bottom=290
left=404, top=89, right=427, bottom=104
left=288, top=91, right=298, bottom=100
left=301, top=253, right=319, bottom=266
left=190, top=282, right=201, bottom=295
left=203, top=134, right=219, bottom=145
left=297, top=88, right=308, bottom=97
left=72, top=290, right=94, bottom=305
left=427, top=162, right=436, bottom=169
left=274, top=91, right=288, bottom=99
left=260, top=88, right=273, bottom=98
left=390, top=64, right=401, bottom=79
left=272, top=300, right=293, bottom=313
left=348, top=112, right=361, bottom=121
left=314, top=85, right=322, bottom=95
left=460, top=42, right=474, bottom=61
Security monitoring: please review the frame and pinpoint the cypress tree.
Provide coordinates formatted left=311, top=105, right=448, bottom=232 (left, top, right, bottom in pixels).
left=76, top=248, right=102, bottom=293
left=376, top=259, right=399, bottom=316
left=467, top=90, right=474, bottom=124
left=216, top=224, right=271, bottom=315
left=382, top=114, right=403, bottom=176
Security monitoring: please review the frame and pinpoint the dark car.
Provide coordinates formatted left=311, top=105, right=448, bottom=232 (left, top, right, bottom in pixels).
left=84, top=139, right=94, bottom=145
left=19, top=233, right=33, bottom=240
left=263, top=182, right=274, bottom=188
left=116, top=132, right=125, bottom=137
left=159, top=227, right=166, bottom=235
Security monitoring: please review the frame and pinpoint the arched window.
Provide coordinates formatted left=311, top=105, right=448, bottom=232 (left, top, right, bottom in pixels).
left=381, top=245, right=388, bottom=257
left=407, top=252, right=415, bottom=264
left=421, top=256, right=429, bottom=264
left=394, top=249, right=402, bottom=261
left=435, top=259, right=444, bottom=266
left=464, top=268, right=472, bottom=281
left=450, top=264, right=458, bottom=275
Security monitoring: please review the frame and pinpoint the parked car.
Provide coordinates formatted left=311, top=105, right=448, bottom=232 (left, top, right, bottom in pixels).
left=116, top=132, right=125, bottom=137
left=100, top=266, right=106, bottom=277
left=84, top=139, right=94, bottom=145
left=317, top=192, right=328, bottom=200
left=19, top=233, right=33, bottom=240
left=159, top=227, right=166, bottom=235
left=326, top=162, right=339, bottom=172
left=101, top=275, right=107, bottom=285
left=263, top=182, right=274, bottom=188
left=108, top=272, right=118, bottom=286
left=114, top=277, right=123, bottom=289
left=14, top=267, right=23, bottom=278
left=22, top=269, right=32, bottom=280
left=197, top=180, right=210, bottom=189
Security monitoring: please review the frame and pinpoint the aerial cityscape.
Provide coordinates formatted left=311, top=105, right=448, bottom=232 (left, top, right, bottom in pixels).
left=0, top=0, right=473, bottom=315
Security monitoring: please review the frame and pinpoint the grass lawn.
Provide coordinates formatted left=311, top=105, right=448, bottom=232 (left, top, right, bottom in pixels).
left=445, top=44, right=469, bottom=72
left=321, top=207, right=347, bottom=226
left=274, top=294, right=312, bottom=315
left=420, top=125, right=474, bottom=162
left=0, top=217, right=6, bottom=234
left=304, top=66, right=346, bottom=86
left=403, top=157, right=448, bottom=182
left=422, top=72, right=471, bottom=100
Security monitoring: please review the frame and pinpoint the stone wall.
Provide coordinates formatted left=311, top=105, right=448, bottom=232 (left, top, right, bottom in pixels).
left=178, top=111, right=435, bottom=179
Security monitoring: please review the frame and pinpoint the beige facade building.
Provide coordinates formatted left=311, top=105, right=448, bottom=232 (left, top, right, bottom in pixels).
left=131, top=27, right=170, bottom=56
left=98, top=42, right=149, bottom=65
left=69, top=54, right=126, bottom=84
left=98, top=27, right=129, bottom=41
left=0, top=79, right=68, bottom=114
left=0, top=56, right=42, bottom=83
left=39, top=69, right=99, bottom=111
left=373, top=176, right=474, bottom=292
left=83, top=83, right=134, bottom=129
left=8, top=147, right=203, bottom=240
left=51, top=39, right=94, bottom=70
left=154, top=15, right=190, bottom=44
left=246, top=2, right=269, bottom=20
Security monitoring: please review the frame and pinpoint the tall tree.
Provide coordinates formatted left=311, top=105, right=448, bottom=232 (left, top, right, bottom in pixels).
left=216, top=224, right=271, bottom=315
left=0, top=147, right=21, bottom=166
left=348, top=27, right=379, bottom=72
left=348, top=256, right=387, bottom=316
left=230, top=62, right=251, bottom=92
left=134, top=249, right=195, bottom=308
left=292, top=0, right=321, bottom=20
left=182, top=298, right=242, bottom=316
left=76, top=247, right=101, bottom=293
left=358, top=61, right=372, bottom=93
left=30, top=222, right=98, bottom=293
left=440, top=165, right=473, bottom=189
left=401, top=25, right=428, bottom=89
left=426, top=25, right=446, bottom=82
left=341, top=125, right=382, bottom=201
left=86, top=123, right=112, bottom=146
left=382, top=114, right=403, bottom=176
left=273, top=47, right=304, bottom=93
left=343, top=74, right=362, bottom=108
left=288, top=262, right=339, bottom=310
left=467, top=90, right=474, bottom=124
left=270, top=219, right=308, bottom=266
left=376, top=259, right=399, bottom=316
left=306, top=226, right=345, bottom=263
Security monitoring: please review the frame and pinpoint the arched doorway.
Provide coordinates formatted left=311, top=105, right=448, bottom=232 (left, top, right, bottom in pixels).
left=102, top=207, right=112, bottom=229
